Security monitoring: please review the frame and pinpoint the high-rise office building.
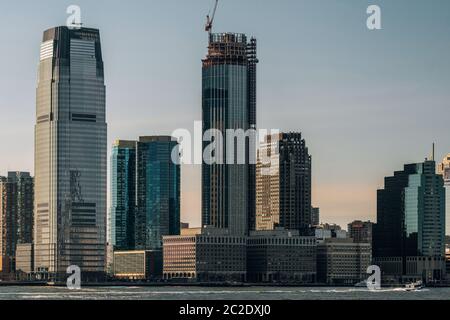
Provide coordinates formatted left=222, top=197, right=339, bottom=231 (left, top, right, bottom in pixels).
left=256, top=133, right=312, bottom=234
left=202, top=33, right=258, bottom=236
left=374, top=159, right=446, bottom=281
left=311, top=207, right=320, bottom=226
left=0, top=172, right=34, bottom=273
left=34, top=27, right=107, bottom=279
left=110, top=140, right=136, bottom=250
left=438, top=154, right=450, bottom=236
left=135, top=136, right=180, bottom=250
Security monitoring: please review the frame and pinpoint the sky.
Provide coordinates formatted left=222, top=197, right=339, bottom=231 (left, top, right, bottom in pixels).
left=0, top=0, right=449, bottom=229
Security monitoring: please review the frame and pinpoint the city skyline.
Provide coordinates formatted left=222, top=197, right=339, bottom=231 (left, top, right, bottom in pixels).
left=1, top=0, right=450, bottom=229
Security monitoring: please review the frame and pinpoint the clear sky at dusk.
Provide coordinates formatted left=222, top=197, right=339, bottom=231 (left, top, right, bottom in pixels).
left=0, top=0, right=449, bottom=228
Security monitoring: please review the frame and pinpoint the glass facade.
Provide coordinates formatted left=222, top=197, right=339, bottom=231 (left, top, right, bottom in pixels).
left=374, top=161, right=445, bottom=260
left=135, top=137, right=180, bottom=250
left=202, top=33, right=258, bottom=236
left=0, top=173, right=34, bottom=273
left=110, top=141, right=136, bottom=250
left=34, top=27, right=107, bottom=278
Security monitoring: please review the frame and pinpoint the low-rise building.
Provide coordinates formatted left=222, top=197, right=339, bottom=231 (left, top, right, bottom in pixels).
left=113, top=250, right=162, bottom=280
left=15, top=243, right=34, bottom=274
left=163, top=228, right=247, bottom=282
left=317, top=238, right=371, bottom=285
left=247, top=229, right=316, bottom=283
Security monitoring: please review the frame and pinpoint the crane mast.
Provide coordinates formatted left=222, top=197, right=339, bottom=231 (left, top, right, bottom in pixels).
left=205, top=0, right=219, bottom=35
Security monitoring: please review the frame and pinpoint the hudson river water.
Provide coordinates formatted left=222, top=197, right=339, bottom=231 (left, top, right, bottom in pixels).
left=0, top=286, right=449, bottom=300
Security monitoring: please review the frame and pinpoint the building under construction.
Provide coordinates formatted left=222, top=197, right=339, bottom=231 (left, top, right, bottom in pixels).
left=202, top=32, right=259, bottom=235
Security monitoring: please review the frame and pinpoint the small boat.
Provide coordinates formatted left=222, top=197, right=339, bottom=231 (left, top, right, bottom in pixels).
left=354, top=280, right=368, bottom=287
left=405, top=280, right=424, bottom=291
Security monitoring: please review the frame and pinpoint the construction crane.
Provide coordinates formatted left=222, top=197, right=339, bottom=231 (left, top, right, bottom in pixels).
left=205, top=0, right=219, bottom=34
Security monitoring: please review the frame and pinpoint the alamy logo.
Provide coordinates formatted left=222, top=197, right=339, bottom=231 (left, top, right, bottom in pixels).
left=66, top=265, right=81, bottom=290
left=367, top=5, right=382, bottom=30
left=67, top=5, right=82, bottom=29
left=366, top=265, right=381, bottom=290
left=171, top=122, right=280, bottom=172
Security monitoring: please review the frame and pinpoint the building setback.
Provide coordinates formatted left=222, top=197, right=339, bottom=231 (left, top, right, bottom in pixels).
left=256, top=133, right=312, bottom=234
left=0, top=173, right=34, bottom=274
left=202, top=33, right=258, bottom=236
left=34, top=27, right=107, bottom=280
left=374, top=159, right=446, bottom=282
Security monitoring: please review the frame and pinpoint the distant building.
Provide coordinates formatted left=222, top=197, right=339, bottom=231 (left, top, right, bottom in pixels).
left=134, top=136, right=180, bottom=251
left=374, top=159, right=446, bottom=283
left=247, top=229, right=316, bottom=283
left=256, top=133, right=312, bottom=234
left=181, top=228, right=202, bottom=236
left=311, top=207, right=320, bottom=226
left=180, top=222, right=190, bottom=230
left=0, top=172, right=33, bottom=274
left=110, top=140, right=136, bottom=251
left=438, top=154, right=450, bottom=236
left=314, top=223, right=347, bottom=243
left=348, top=220, right=373, bottom=243
left=163, top=228, right=247, bottom=282
left=113, top=250, right=162, bottom=280
left=317, top=238, right=371, bottom=285
left=15, top=243, right=34, bottom=275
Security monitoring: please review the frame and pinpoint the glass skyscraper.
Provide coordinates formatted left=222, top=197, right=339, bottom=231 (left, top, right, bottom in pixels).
left=34, top=27, right=107, bottom=279
left=110, top=141, right=136, bottom=250
left=374, top=160, right=445, bottom=259
left=135, top=136, right=180, bottom=250
left=202, top=33, right=258, bottom=236
left=0, top=172, right=34, bottom=273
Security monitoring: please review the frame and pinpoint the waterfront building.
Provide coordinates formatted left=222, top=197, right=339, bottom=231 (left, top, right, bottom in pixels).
left=256, top=133, right=312, bottom=234
left=202, top=33, right=258, bottom=236
left=348, top=220, right=373, bottom=243
left=373, top=159, right=446, bottom=282
left=15, top=243, right=34, bottom=275
left=163, top=228, right=247, bottom=282
left=135, top=136, right=180, bottom=250
left=110, top=140, right=136, bottom=251
left=0, top=172, right=33, bottom=274
left=34, top=27, right=107, bottom=280
left=113, top=250, right=162, bottom=280
left=317, top=238, right=372, bottom=285
left=247, top=229, right=316, bottom=283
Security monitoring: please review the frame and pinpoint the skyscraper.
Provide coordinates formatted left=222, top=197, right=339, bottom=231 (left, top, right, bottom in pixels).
left=202, top=33, right=258, bottom=236
left=110, top=140, right=136, bottom=250
left=34, top=27, right=107, bottom=279
left=256, top=133, right=312, bottom=234
left=135, top=136, right=180, bottom=250
left=438, top=154, right=450, bottom=236
left=374, top=159, right=446, bottom=280
left=0, top=172, right=34, bottom=274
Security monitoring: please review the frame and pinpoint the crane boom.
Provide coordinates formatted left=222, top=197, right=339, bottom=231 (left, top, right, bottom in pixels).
left=205, top=0, right=219, bottom=34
